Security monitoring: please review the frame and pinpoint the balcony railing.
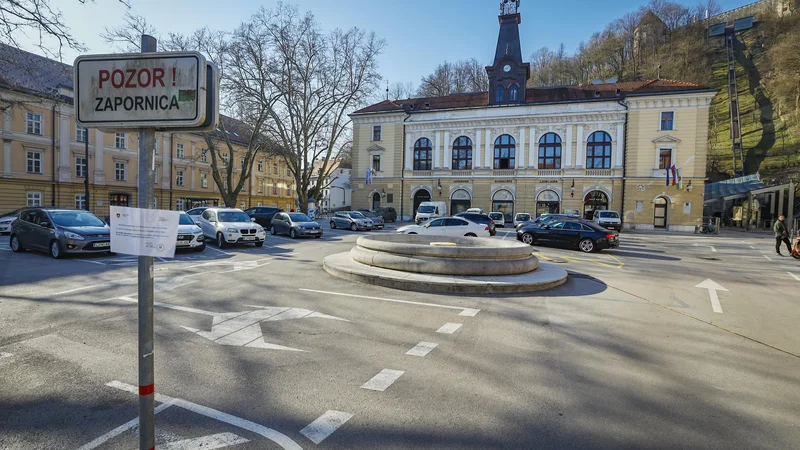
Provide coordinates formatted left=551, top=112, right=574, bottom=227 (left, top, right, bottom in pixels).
left=411, top=170, right=432, bottom=177
left=537, top=169, right=563, bottom=177
left=585, top=169, right=614, bottom=177
left=492, top=169, right=516, bottom=177
left=451, top=170, right=473, bottom=177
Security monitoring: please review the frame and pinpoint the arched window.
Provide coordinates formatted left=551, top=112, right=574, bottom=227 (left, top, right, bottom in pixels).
left=413, top=138, right=432, bottom=171
left=451, top=136, right=473, bottom=170
left=493, top=135, right=516, bottom=169
left=509, top=85, right=519, bottom=102
left=538, top=133, right=562, bottom=169
left=586, top=131, right=612, bottom=169
left=496, top=86, right=505, bottom=103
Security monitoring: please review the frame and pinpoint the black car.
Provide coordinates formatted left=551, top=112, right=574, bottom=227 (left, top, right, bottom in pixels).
left=455, top=212, right=497, bottom=236
left=517, top=214, right=583, bottom=229
left=516, top=219, right=619, bottom=253
left=244, top=206, right=283, bottom=229
left=372, top=207, right=397, bottom=223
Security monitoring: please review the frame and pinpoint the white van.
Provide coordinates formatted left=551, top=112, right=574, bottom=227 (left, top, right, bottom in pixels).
left=415, top=201, right=447, bottom=224
left=592, top=210, right=622, bottom=231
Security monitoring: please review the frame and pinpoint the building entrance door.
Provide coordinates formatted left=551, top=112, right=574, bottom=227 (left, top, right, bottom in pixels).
left=654, top=197, right=668, bottom=228
left=413, top=189, right=431, bottom=217
left=372, top=193, right=381, bottom=210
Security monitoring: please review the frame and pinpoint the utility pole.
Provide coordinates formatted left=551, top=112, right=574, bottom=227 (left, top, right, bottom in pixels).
left=84, top=128, right=90, bottom=211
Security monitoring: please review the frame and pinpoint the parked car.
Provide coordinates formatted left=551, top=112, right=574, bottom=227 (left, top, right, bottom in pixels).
left=270, top=212, right=323, bottom=239
left=330, top=211, right=374, bottom=231
left=0, top=208, right=24, bottom=235
left=513, top=213, right=532, bottom=227
left=245, top=206, right=283, bottom=229
left=465, top=208, right=485, bottom=214
left=592, top=210, right=622, bottom=231
left=517, top=214, right=581, bottom=229
left=397, top=217, right=491, bottom=238
left=454, top=212, right=497, bottom=236
left=197, top=208, right=265, bottom=248
left=10, top=208, right=111, bottom=258
left=372, top=207, right=397, bottom=223
left=516, top=219, right=619, bottom=253
left=415, top=201, right=447, bottom=224
left=176, top=212, right=205, bottom=252
left=489, top=212, right=506, bottom=228
left=186, top=207, right=210, bottom=223
left=358, top=211, right=385, bottom=229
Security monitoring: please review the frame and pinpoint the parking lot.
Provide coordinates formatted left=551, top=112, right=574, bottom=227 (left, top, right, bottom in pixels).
left=1, top=224, right=800, bottom=449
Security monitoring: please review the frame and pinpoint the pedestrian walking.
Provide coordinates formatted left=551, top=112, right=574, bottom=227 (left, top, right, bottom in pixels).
left=774, top=215, right=792, bottom=256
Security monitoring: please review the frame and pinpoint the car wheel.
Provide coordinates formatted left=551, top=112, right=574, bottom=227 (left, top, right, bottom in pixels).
left=521, top=233, right=535, bottom=246
left=289, top=228, right=297, bottom=239
left=315, top=235, right=322, bottom=239
left=408, top=232, right=418, bottom=235
left=464, top=233, right=477, bottom=237
left=330, top=221, right=336, bottom=229
left=793, top=252, right=800, bottom=260
left=10, top=234, right=24, bottom=252
left=216, top=233, right=227, bottom=249
left=579, top=238, right=596, bottom=253
left=270, top=226, right=277, bottom=236
left=194, top=243, right=206, bottom=252
left=255, top=241, right=264, bottom=248
left=50, top=240, right=64, bottom=259
left=350, top=223, right=357, bottom=231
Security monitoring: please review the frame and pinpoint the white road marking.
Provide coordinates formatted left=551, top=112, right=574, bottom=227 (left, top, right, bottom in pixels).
left=406, top=342, right=438, bottom=357
left=361, top=369, right=404, bottom=392
left=206, top=246, right=232, bottom=256
left=693, top=243, right=717, bottom=253
left=159, top=432, right=248, bottom=450
left=73, top=258, right=109, bottom=265
left=788, top=272, right=800, bottom=282
left=436, top=323, right=463, bottom=334
left=0, top=352, right=13, bottom=360
left=77, top=398, right=177, bottom=450
left=695, top=279, right=728, bottom=314
left=299, top=410, right=353, bottom=445
left=117, top=296, right=216, bottom=316
left=106, top=381, right=303, bottom=450
left=764, top=255, right=773, bottom=261
left=749, top=245, right=756, bottom=250
left=300, top=289, right=480, bottom=317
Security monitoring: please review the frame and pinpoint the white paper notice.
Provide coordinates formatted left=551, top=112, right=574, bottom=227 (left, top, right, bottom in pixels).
left=110, top=206, right=180, bottom=257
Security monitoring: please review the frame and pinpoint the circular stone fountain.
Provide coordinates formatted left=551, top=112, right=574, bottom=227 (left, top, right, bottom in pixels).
left=323, top=235, right=568, bottom=294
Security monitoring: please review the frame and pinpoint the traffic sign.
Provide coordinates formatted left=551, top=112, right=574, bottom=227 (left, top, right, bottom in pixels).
left=74, top=52, right=208, bottom=129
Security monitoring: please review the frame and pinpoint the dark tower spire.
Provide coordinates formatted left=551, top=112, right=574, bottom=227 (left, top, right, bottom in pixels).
left=487, top=0, right=530, bottom=105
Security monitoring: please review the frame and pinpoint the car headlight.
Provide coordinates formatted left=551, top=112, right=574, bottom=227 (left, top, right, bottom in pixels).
left=226, top=228, right=237, bottom=233
left=65, top=231, right=85, bottom=241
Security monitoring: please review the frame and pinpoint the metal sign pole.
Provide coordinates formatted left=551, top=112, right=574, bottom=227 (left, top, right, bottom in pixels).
left=138, top=34, right=157, bottom=450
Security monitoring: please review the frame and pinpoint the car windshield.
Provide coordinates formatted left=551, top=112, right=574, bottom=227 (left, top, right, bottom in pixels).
left=599, top=211, right=619, bottom=218
left=179, top=214, right=195, bottom=225
left=218, top=211, right=251, bottom=222
left=350, top=212, right=366, bottom=219
left=289, top=213, right=312, bottom=222
left=517, top=214, right=531, bottom=221
left=418, top=206, right=435, bottom=213
left=51, top=211, right=105, bottom=227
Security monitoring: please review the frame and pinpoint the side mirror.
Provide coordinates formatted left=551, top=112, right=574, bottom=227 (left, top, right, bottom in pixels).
left=40, top=221, right=51, bottom=228
left=251, top=217, right=256, bottom=222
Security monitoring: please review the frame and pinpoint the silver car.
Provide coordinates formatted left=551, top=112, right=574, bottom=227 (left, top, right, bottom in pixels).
left=10, top=208, right=111, bottom=259
left=197, top=207, right=266, bottom=248
left=270, top=212, right=323, bottom=239
left=0, top=209, right=22, bottom=235
left=177, top=212, right=205, bottom=252
left=330, top=211, right=374, bottom=231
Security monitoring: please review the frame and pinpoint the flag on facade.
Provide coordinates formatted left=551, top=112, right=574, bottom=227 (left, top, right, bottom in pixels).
left=677, top=167, right=683, bottom=190
left=366, top=168, right=373, bottom=185
left=666, top=166, right=670, bottom=186
left=671, top=165, right=678, bottom=186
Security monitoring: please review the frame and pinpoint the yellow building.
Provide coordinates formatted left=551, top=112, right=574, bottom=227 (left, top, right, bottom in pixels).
left=350, top=3, right=716, bottom=232
left=0, top=44, right=296, bottom=219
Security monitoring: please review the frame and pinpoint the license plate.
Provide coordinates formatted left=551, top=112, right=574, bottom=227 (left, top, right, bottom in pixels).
left=242, top=236, right=256, bottom=241
left=177, top=240, right=191, bottom=245
left=94, top=242, right=110, bottom=248
left=309, top=230, right=319, bottom=234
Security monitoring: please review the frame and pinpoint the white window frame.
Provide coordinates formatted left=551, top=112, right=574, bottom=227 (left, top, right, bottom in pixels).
left=241, top=157, right=246, bottom=169
left=257, top=160, right=264, bottom=172
left=26, top=150, right=43, bottom=174
left=372, top=125, right=382, bottom=142
left=258, top=179, right=264, bottom=193
left=272, top=183, right=278, bottom=195
left=27, top=191, right=42, bottom=207
left=154, top=137, right=159, bottom=155
left=176, top=168, right=185, bottom=187
left=659, top=111, right=676, bottom=131
left=176, top=143, right=185, bottom=159
left=115, top=133, right=127, bottom=149
left=200, top=172, right=209, bottom=188
left=114, top=161, right=127, bottom=181
left=653, top=144, right=677, bottom=172
left=286, top=184, right=291, bottom=196
left=199, top=149, right=208, bottom=163
left=176, top=199, right=185, bottom=211
left=75, top=156, right=87, bottom=178
left=75, top=194, right=86, bottom=210
left=76, top=126, right=88, bottom=143
left=222, top=152, right=229, bottom=163
left=273, top=163, right=278, bottom=175
left=371, top=153, right=382, bottom=173
left=26, top=112, right=42, bottom=135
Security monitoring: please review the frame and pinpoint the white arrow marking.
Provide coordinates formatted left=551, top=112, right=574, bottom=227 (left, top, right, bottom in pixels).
left=158, top=432, right=248, bottom=450
left=695, top=279, right=728, bottom=314
left=693, top=243, right=717, bottom=253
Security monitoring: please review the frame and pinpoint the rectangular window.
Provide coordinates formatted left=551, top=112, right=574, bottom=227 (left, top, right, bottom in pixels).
left=115, top=161, right=127, bottom=181
left=75, top=156, right=87, bottom=178
left=154, top=165, right=160, bottom=180
left=241, top=157, right=246, bottom=169
left=75, top=194, right=86, bottom=210
left=373, top=126, right=382, bottom=141
left=258, top=180, right=264, bottom=193
left=257, top=160, right=264, bottom=172
left=26, top=151, right=42, bottom=173
left=115, top=133, right=127, bottom=149
left=26, top=112, right=42, bottom=135
left=273, top=163, right=278, bottom=174
left=387, top=193, right=394, bottom=204
left=286, top=185, right=291, bottom=196
left=222, top=152, right=229, bottom=163
left=176, top=199, right=185, bottom=211
left=372, top=154, right=381, bottom=172
left=199, top=149, right=208, bottom=163
left=273, top=183, right=278, bottom=195
left=176, top=143, right=185, bottom=159
left=200, top=172, right=208, bottom=188
left=76, top=126, right=88, bottom=143
left=27, top=191, right=42, bottom=207
left=176, top=169, right=185, bottom=187
left=659, top=149, right=673, bottom=170
left=660, top=112, right=675, bottom=131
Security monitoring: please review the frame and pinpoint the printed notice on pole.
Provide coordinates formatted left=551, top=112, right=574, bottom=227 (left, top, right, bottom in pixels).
left=110, top=206, right=180, bottom=257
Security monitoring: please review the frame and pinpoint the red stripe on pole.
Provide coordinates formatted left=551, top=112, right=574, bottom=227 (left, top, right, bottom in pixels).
left=139, top=384, right=154, bottom=396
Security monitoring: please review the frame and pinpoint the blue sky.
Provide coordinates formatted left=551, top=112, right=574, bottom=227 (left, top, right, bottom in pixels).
left=46, top=0, right=754, bottom=87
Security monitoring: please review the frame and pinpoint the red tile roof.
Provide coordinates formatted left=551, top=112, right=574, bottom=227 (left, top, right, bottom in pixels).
left=352, top=79, right=713, bottom=115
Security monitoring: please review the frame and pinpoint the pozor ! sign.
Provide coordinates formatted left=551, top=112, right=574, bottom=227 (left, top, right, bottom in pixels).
left=74, top=52, right=208, bottom=129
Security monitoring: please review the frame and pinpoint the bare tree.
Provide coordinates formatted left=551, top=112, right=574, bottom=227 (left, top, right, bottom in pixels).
left=388, top=81, right=415, bottom=101
left=417, top=58, right=488, bottom=97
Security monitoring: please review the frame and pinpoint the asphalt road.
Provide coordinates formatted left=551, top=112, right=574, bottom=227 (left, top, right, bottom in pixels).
left=1, top=224, right=799, bottom=449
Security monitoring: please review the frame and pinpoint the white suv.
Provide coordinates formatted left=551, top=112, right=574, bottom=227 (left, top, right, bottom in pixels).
left=198, top=207, right=266, bottom=248
left=592, top=210, right=622, bottom=231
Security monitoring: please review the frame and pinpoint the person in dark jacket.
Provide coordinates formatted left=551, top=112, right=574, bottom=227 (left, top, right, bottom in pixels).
left=774, top=215, right=792, bottom=256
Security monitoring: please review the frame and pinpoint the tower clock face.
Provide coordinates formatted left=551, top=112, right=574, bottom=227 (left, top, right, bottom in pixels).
left=503, top=64, right=512, bottom=73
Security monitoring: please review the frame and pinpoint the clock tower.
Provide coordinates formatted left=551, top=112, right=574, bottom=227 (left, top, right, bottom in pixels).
left=487, top=0, right=530, bottom=106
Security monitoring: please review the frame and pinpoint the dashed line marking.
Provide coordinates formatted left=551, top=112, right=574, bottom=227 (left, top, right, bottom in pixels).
left=361, top=369, right=404, bottom=392
left=406, top=342, right=438, bottom=357
left=436, top=323, right=462, bottom=334
left=300, top=410, right=353, bottom=445
left=788, top=272, right=800, bottom=282
left=764, top=255, right=773, bottom=261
